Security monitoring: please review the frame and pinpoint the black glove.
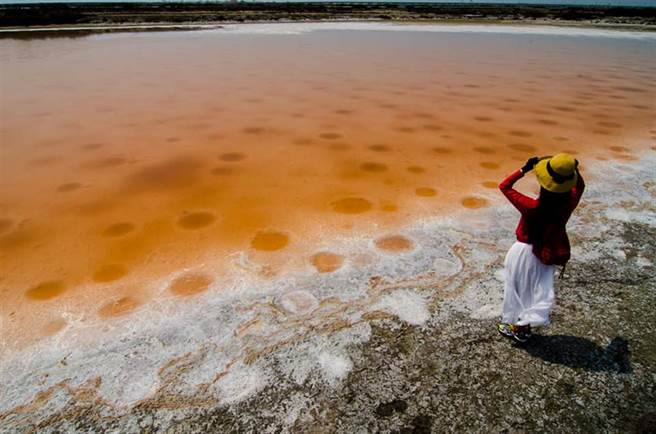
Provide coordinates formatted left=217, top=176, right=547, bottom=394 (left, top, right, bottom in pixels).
left=521, top=156, right=539, bottom=174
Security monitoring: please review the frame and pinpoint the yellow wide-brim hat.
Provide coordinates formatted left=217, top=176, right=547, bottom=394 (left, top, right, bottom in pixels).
left=534, top=153, right=577, bottom=193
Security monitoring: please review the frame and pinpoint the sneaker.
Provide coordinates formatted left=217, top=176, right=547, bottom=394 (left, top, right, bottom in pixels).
left=513, top=324, right=532, bottom=343
left=496, top=321, right=515, bottom=339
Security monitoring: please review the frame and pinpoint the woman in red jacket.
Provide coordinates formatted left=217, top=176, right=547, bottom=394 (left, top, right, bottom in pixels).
left=497, top=153, right=584, bottom=343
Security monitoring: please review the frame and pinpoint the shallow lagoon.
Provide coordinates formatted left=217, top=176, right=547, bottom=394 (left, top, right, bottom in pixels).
left=0, top=22, right=655, bottom=351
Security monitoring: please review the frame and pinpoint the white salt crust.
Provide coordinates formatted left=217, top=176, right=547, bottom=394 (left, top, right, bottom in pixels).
left=1, top=145, right=654, bottom=427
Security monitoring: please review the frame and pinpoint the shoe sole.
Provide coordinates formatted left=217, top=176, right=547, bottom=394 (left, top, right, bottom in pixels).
left=497, top=327, right=514, bottom=339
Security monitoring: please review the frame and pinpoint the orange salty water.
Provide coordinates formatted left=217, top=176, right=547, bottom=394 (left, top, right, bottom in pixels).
left=1, top=25, right=655, bottom=349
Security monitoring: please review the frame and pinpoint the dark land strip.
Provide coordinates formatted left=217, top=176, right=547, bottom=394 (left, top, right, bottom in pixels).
left=1, top=2, right=655, bottom=37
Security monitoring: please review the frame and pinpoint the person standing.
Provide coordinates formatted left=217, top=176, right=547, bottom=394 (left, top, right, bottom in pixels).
left=497, top=153, right=585, bottom=342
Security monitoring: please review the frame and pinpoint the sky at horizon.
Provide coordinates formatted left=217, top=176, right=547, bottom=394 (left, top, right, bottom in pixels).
left=1, top=0, right=655, bottom=6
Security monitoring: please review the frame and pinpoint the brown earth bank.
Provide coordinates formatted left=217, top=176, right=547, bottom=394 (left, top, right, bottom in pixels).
left=1, top=2, right=656, bottom=30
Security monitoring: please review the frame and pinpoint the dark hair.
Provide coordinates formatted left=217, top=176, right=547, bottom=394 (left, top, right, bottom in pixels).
left=527, top=187, right=570, bottom=244
left=538, top=187, right=570, bottom=213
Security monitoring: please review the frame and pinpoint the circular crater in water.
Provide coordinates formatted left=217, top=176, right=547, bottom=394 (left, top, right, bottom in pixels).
left=375, top=235, right=414, bottom=253
left=251, top=230, right=289, bottom=251
left=319, top=132, right=342, bottom=140
left=98, top=296, right=140, bottom=318
left=473, top=146, right=495, bottom=155
left=407, top=165, right=425, bottom=174
left=177, top=211, right=217, bottom=230
left=508, top=130, right=533, bottom=138
left=461, top=196, right=490, bottom=209
left=92, top=264, right=127, bottom=283
left=218, top=152, right=246, bottom=162
left=26, top=280, right=65, bottom=300
left=609, top=146, right=629, bottom=153
left=415, top=187, right=437, bottom=197
left=311, top=252, right=344, bottom=273
left=507, top=143, right=537, bottom=152
left=0, top=218, right=13, bottom=234
left=422, top=124, right=443, bottom=131
left=480, top=162, right=500, bottom=170
left=57, top=182, right=82, bottom=193
left=211, top=166, right=234, bottom=176
left=243, top=127, right=265, bottom=135
left=331, top=197, right=373, bottom=214
left=169, top=273, right=214, bottom=296
left=431, top=147, right=452, bottom=154
left=102, top=222, right=135, bottom=238
left=360, top=162, right=388, bottom=173
left=368, top=144, right=390, bottom=152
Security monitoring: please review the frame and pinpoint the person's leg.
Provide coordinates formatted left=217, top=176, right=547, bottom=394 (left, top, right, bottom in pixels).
left=509, top=252, right=555, bottom=342
left=518, top=260, right=555, bottom=328
left=500, top=242, right=526, bottom=326
left=501, top=243, right=546, bottom=342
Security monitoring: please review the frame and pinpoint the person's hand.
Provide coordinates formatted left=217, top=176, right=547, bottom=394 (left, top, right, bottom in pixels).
left=521, top=156, right=539, bottom=174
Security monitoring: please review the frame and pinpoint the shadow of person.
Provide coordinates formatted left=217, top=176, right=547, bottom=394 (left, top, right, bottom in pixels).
left=517, top=335, right=632, bottom=373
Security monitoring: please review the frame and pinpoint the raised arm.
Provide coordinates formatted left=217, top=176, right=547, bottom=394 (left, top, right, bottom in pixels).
left=499, top=169, right=538, bottom=213
left=569, top=169, right=585, bottom=210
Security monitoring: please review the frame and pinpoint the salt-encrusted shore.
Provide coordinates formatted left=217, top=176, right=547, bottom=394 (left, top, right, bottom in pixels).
left=1, top=148, right=654, bottom=433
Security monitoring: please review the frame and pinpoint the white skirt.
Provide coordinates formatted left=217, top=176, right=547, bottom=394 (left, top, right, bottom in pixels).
left=501, top=241, right=555, bottom=327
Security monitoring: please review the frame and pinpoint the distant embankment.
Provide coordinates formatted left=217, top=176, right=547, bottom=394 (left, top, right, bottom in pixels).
left=1, top=2, right=655, bottom=28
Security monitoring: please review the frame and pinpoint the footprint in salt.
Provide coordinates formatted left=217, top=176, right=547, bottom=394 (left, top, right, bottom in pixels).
left=277, top=290, right=319, bottom=315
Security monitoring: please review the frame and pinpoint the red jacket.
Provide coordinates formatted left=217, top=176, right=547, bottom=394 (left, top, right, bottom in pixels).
left=499, top=169, right=585, bottom=264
